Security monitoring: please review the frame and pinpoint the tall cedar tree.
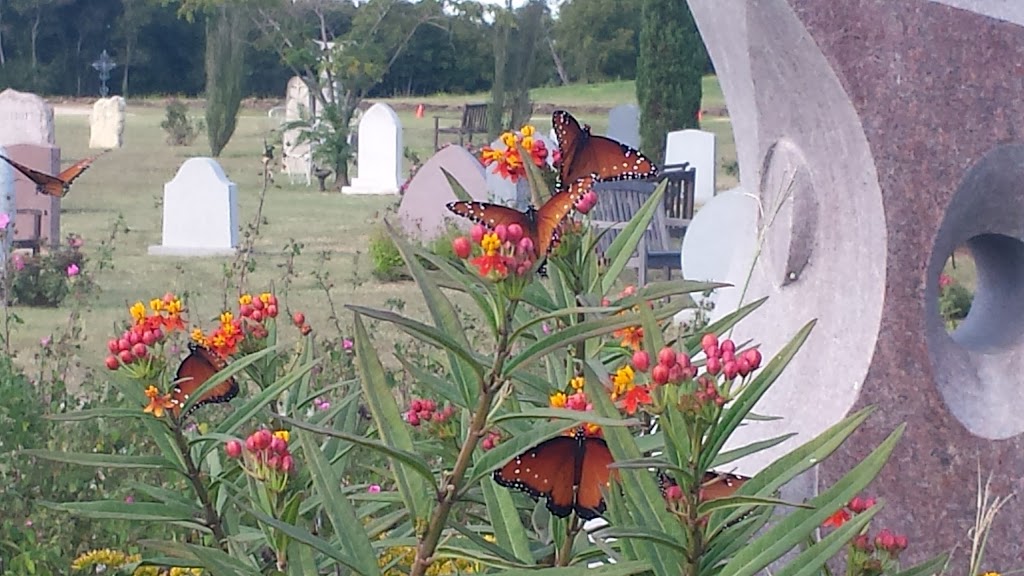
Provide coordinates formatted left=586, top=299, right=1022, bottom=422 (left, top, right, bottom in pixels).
left=636, top=0, right=704, bottom=164
left=205, top=2, right=247, bottom=157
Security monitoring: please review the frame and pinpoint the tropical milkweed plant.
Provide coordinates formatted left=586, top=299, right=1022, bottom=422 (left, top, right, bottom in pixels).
left=26, top=123, right=945, bottom=576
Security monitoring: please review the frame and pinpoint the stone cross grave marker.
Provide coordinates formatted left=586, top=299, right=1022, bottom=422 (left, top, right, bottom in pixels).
left=90, top=96, right=126, bottom=149
left=665, top=129, right=716, bottom=206
left=397, top=145, right=488, bottom=242
left=343, top=103, right=403, bottom=195
left=148, top=158, right=238, bottom=256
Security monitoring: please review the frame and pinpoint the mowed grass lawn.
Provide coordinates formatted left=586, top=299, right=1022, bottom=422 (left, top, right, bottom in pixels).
left=9, top=76, right=737, bottom=382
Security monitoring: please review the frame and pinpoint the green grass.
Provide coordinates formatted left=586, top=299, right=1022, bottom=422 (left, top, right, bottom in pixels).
left=7, top=77, right=737, bottom=382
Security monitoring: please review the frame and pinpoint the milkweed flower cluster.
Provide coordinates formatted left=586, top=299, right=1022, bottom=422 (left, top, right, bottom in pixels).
left=71, top=548, right=204, bottom=575
left=225, top=429, right=294, bottom=493
left=822, top=495, right=910, bottom=573
left=549, top=375, right=601, bottom=437
left=479, top=124, right=557, bottom=183
left=104, top=293, right=187, bottom=374
left=190, top=292, right=280, bottom=357
left=404, top=398, right=458, bottom=439
left=452, top=223, right=538, bottom=282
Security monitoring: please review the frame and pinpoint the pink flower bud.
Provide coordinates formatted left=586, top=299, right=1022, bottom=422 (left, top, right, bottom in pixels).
left=723, top=361, right=739, bottom=380
left=452, top=236, right=472, bottom=259
left=141, top=330, right=156, bottom=346
left=267, top=455, right=281, bottom=470
left=225, top=440, right=242, bottom=458
left=875, top=529, right=896, bottom=551
left=270, top=437, right=288, bottom=455
left=506, top=223, right=524, bottom=243
left=252, top=298, right=265, bottom=311
left=240, top=303, right=253, bottom=317
left=266, top=304, right=278, bottom=318
left=105, top=355, right=120, bottom=370
left=744, top=348, right=762, bottom=370
left=118, top=337, right=131, bottom=351
left=676, top=353, right=691, bottom=368
left=107, top=339, right=120, bottom=353
left=128, top=330, right=141, bottom=346
left=737, top=357, right=752, bottom=377
left=119, top=349, right=134, bottom=363
left=494, top=224, right=508, bottom=243
left=408, top=412, right=421, bottom=427
left=665, top=485, right=683, bottom=501
left=518, top=237, right=534, bottom=255
left=253, top=429, right=273, bottom=451
left=632, top=350, right=651, bottom=372
left=658, top=347, right=677, bottom=368
left=668, top=364, right=683, bottom=383
left=432, top=411, right=444, bottom=423
left=281, top=455, right=294, bottom=473
left=252, top=309, right=264, bottom=322
left=410, top=399, right=423, bottom=412
left=152, top=328, right=164, bottom=341
left=470, top=224, right=485, bottom=243
left=700, top=333, right=718, bottom=352
left=482, top=437, right=494, bottom=450
left=652, top=364, right=670, bottom=385
left=721, top=339, right=736, bottom=355
left=706, top=356, right=722, bottom=375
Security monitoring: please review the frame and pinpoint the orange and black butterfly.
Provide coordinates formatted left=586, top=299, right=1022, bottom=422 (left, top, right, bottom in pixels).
left=0, top=151, right=106, bottom=198
left=551, top=109, right=659, bottom=192
left=446, top=186, right=588, bottom=260
left=170, top=343, right=239, bottom=419
left=493, top=427, right=617, bottom=520
left=658, top=470, right=751, bottom=502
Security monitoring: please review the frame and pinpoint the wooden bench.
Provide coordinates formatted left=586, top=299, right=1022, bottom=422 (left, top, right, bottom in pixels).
left=652, top=163, right=697, bottom=238
left=433, top=103, right=489, bottom=151
left=12, top=208, right=43, bottom=255
left=589, top=181, right=686, bottom=286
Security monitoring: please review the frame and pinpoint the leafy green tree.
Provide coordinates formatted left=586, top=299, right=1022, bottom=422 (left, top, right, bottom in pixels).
left=204, top=2, right=248, bottom=157
left=636, top=0, right=705, bottom=164
left=554, top=0, right=641, bottom=83
left=487, top=0, right=546, bottom=137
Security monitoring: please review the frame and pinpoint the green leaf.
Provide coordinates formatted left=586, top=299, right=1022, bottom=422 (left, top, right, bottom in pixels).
left=298, top=431, right=381, bottom=576
left=598, top=179, right=668, bottom=295
left=280, top=413, right=437, bottom=489
left=772, top=505, right=879, bottom=576
left=45, top=408, right=153, bottom=421
left=592, top=526, right=687, bottom=554
left=891, top=554, right=950, bottom=576
left=352, top=312, right=430, bottom=523
left=491, top=408, right=638, bottom=427
left=701, top=319, right=817, bottom=471
left=719, top=424, right=905, bottom=576
left=464, top=487, right=533, bottom=563
left=498, top=561, right=653, bottom=575
left=45, top=500, right=201, bottom=523
left=386, top=221, right=479, bottom=407
left=21, top=450, right=177, bottom=471
left=138, top=541, right=256, bottom=576
left=711, top=434, right=798, bottom=468
left=178, top=344, right=281, bottom=419
left=441, top=166, right=474, bottom=202
left=347, top=305, right=485, bottom=378
left=681, top=297, right=767, bottom=353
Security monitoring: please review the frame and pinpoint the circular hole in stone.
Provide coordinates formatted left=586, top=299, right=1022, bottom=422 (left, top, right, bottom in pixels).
left=941, top=234, right=1024, bottom=349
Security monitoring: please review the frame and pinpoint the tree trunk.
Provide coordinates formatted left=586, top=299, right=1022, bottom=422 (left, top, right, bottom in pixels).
left=547, top=36, right=569, bottom=86
left=0, top=1, right=6, bottom=67
left=122, top=37, right=133, bottom=96
left=30, top=8, right=40, bottom=69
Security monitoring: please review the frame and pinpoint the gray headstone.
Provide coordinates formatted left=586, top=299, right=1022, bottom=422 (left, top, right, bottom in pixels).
left=89, top=96, right=126, bottom=149
left=148, top=158, right=238, bottom=256
left=607, top=104, right=640, bottom=149
left=0, top=89, right=55, bottom=146
left=397, top=145, right=488, bottom=242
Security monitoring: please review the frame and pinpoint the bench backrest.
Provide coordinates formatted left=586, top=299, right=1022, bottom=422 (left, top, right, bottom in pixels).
left=461, top=104, right=489, bottom=132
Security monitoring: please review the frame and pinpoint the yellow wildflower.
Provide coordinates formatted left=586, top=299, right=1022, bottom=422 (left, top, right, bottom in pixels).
left=149, top=298, right=164, bottom=312
left=190, top=328, right=206, bottom=344
left=611, top=365, right=635, bottom=399
left=143, top=386, right=174, bottom=419
left=168, top=567, right=204, bottom=576
left=129, top=301, right=146, bottom=324
left=519, top=124, right=535, bottom=137
left=238, top=294, right=253, bottom=306
left=259, top=292, right=272, bottom=304
left=549, top=391, right=567, bottom=408
left=980, top=573, right=1002, bottom=576
left=166, top=298, right=183, bottom=316
left=219, top=311, right=234, bottom=327
left=273, top=430, right=290, bottom=443
left=500, top=131, right=516, bottom=148
left=72, top=548, right=139, bottom=571
left=480, top=232, right=501, bottom=255
left=569, top=376, right=585, bottom=391
left=521, top=135, right=534, bottom=151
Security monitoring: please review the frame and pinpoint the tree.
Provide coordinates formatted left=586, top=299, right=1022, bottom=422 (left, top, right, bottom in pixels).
left=204, top=2, right=248, bottom=156
left=487, top=0, right=547, bottom=137
left=636, top=0, right=705, bottom=164
left=554, top=0, right=641, bottom=83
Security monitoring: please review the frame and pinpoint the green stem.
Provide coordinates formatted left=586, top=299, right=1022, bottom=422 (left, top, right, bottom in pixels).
left=411, top=300, right=519, bottom=576
left=173, top=426, right=228, bottom=549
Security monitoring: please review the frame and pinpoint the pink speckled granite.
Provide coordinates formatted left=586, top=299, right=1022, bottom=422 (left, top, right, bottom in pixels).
left=687, top=0, right=1024, bottom=569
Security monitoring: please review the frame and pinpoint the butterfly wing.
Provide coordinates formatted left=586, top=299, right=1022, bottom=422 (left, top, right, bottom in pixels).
left=574, top=437, right=616, bottom=520
left=701, top=471, right=750, bottom=501
left=171, top=344, right=239, bottom=419
left=447, top=201, right=533, bottom=231
left=552, top=109, right=659, bottom=190
left=0, top=154, right=64, bottom=195
left=534, top=175, right=594, bottom=257
left=57, top=155, right=102, bottom=186
left=493, top=435, right=580, bottom=518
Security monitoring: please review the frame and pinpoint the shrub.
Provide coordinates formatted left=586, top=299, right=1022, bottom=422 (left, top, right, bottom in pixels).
left=160, top=100, right=202, bottom=146
left=6, top=239, right=92, bottom=307
left=940, top=273, right=973, bottom=330
left=369, top=228, right=409, bottom=282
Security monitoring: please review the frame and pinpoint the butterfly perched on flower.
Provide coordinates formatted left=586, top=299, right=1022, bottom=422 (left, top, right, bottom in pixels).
left=170, top=343, right=239, bottom=419
left=0, top=151, right=107, bottom=198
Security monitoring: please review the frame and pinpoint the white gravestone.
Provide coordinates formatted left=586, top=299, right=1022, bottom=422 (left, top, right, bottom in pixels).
left=665, top=129, right=716, bottom=206
left=282, top=76, right=313, bottom=186
left=674, top=188, right=759, bottom=326
left=89, top=96, right=126, bottom=149
left=148, top=158, right=238, bottom=257
left=0, top=88, right=55, bottom=146
left=342, top=103, right=403, bottom=195
left=607, top=104, right=640, bottom=149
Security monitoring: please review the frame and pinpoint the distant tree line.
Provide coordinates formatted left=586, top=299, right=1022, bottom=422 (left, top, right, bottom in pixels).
left=0, top=0, right=706, bottom=99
